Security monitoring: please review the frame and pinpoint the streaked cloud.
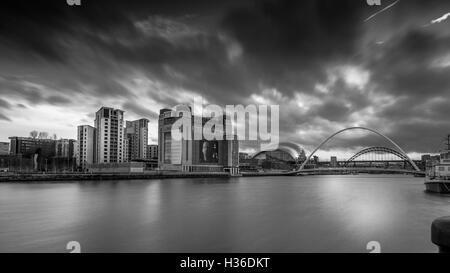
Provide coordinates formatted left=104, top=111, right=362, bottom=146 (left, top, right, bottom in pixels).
left=1, top=0, right=450, bottom=158
left=431, top=12, right=450, bottom=24
left=364, top=0, right=401, bottom=22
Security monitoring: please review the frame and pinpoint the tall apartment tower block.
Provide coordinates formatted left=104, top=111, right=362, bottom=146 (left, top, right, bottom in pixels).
left=126, top=118, right=149, bottom=161
left=95, top=107, right=125, bottom=164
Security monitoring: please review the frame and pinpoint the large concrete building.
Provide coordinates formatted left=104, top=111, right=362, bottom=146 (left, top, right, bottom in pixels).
left=9, top=137, right=56, bottom=158
left=0, top=142, right=9, bottom=155
left=95, top=107, right=125, bottom=164
left=8, top=137, right=56, bottom=171
left=158, top=107, right=182, bottom=169
left=125, top=119, right=149, bottom=161
left=158, top=106, right=239, bottom=174
left=77, top=125, right=96, bottom=169
left=244, top=143, right=306, bottom=172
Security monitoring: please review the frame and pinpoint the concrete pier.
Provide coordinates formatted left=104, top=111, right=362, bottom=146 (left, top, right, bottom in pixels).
left=431, top=216, right=450, bottom=253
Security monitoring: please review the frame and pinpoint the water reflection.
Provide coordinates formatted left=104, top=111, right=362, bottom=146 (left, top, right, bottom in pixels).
left=0, top=175, right=448, bottom=253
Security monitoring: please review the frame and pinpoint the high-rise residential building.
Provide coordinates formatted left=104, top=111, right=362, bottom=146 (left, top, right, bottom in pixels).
left=95, top=107, right=125, bottom=164
left=126, top=119, right=149, bottom=161
left=0, top=142, right=9, bottom=155
left=158, top=105, right=239, bottom=174
left=147, top=144, right=158, bottom=160
left=77, top=125, right=96, bottom=169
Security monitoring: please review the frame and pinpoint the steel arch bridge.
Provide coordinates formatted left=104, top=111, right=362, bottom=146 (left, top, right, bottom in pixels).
left=291, top=126, right=421, bottom=174
left=345, top=146, right=410, bottom=164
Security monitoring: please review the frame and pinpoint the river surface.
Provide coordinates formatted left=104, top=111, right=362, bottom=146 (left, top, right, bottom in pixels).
left=0, top=175, right=449, bottom=253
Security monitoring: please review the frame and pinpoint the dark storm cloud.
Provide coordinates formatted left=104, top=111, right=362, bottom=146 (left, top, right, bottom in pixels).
left=221, top=0, right=367, bottom=93
left=1, top=0, right=450, bottom=154
left=122, top=101, right=158, bottom=120
left=1, top=1, right=146, bottom=62
left=0, top=98, right=11, bottom=121
left=0, top=98, right=11, bottom=109
left=47, top=95, right=71, bottom=105
left=369, top=29, right=450, bottom=98
left=0, top=0, right=252, bottom=106
left=313, top=79, right=372, bottom=122
left=0, top=75, right=44, bottom=103
left=314, top=100, right=352, bottom=123
left=266, top=0, right=450, bottom=154
left=0, top=75, right=73, bottom=105
left=361, top=24, right=450, bottom=152
left=101, top=31, right=252, bottom=104
left=0, top=113, right=10, bottom=121
left=1, top=0, right=368, bottom=106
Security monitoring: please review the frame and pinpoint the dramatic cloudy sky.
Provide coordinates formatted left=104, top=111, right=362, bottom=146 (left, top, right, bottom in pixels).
left=1, top=0, right=450, bottom=159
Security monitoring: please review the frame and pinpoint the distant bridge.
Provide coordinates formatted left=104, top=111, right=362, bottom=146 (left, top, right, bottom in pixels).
left=288, top=127, right=423, bottom=176
left=345, top=146, right=410, bottom=165
left=293, top=167, right=424, bottom=176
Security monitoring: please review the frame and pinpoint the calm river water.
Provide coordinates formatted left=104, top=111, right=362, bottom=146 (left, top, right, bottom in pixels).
left=0, top=175, right=449, bottom=253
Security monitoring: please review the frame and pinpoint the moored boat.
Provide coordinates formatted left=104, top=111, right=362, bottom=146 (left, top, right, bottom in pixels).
left=425, top=180, right=450, bottom=194
left=425, top=135, right=450, bottom=194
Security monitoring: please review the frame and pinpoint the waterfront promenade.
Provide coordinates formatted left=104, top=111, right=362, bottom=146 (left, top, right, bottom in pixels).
left=0, top=168, right=425, bottom=182
left=0, top=171, right=232, bottom=182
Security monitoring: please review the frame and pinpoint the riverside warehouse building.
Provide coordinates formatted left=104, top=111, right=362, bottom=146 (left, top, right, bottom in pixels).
left=158, top=105, right=239, bottom=175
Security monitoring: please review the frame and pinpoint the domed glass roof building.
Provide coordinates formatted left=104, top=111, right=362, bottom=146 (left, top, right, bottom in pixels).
left=244, top=142, right=306, bottom=171
left=251, top=142, right=306, bottom=161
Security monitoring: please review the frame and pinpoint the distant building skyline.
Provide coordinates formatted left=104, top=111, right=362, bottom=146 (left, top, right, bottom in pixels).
left=0, top=105, right=157, bottom=170
left=0, top=103, right=440, bottom=161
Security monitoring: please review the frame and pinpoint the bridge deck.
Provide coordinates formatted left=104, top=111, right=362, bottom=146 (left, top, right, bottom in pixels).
left=288, top=167, right=425, bottom=175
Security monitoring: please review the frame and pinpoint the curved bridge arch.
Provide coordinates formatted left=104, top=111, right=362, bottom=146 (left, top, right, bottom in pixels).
left=297, top=127, right=420, bottom=172
left=346, top=146, right=409, bottom=164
